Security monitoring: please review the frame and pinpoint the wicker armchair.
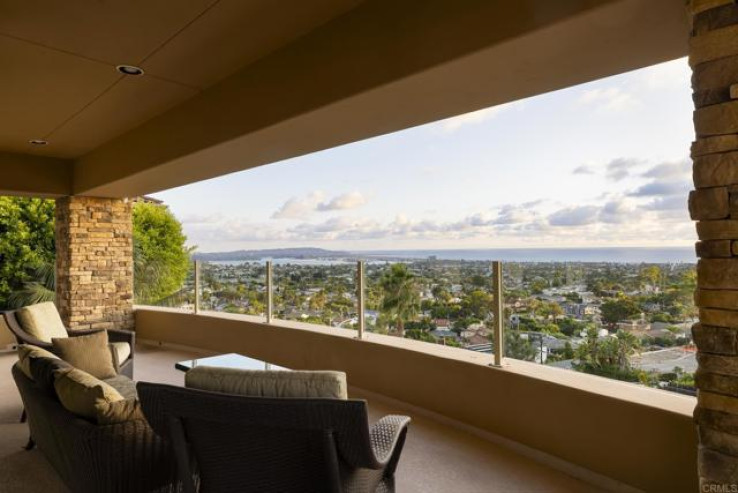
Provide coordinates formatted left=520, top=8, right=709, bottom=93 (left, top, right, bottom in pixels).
left=138, top=382, right=411, bottom=493
left=12, top=363, right=177, bottom=493
left=3, top=307, right=135, bottom=378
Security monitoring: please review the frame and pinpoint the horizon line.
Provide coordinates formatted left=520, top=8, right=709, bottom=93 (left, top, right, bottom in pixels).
left=191, top=245, right=695, bottom=254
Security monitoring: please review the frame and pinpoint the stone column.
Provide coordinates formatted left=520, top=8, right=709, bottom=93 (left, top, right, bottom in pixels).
left=690, top=0, right=738, bottom=488
left=55, top=196, right=134, bottom=331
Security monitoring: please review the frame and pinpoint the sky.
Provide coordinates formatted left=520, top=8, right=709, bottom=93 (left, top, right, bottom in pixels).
left=153, top=57, right=696, bottom=253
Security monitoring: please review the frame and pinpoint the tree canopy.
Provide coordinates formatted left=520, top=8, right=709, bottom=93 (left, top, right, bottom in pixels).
left=600, top=296, right=641, bottom=326
left=0, top=197, right=55, bottom=309
left=0, top=198, right=192, bottom=308
left=133, top=202, right=192, bottom=304
left=574, top=328, right=642, bottom=381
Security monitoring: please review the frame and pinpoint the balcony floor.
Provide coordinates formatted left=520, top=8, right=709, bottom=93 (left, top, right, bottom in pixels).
left=0, top=344, right=603, bottom=492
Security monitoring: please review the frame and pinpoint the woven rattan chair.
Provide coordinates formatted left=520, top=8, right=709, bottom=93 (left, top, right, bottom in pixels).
left=12, top=363, right=178, bottom=493
left=138, top=382, right=411, bottom=493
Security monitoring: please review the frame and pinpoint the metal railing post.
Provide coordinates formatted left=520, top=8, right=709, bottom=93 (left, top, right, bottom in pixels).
left=357, top=261, right=365, bottom=339
left=492, top=260, right=504, bottom=367
left=266, top=261, right=273, bottom=324
left=194, top=260, right=201, bottom=314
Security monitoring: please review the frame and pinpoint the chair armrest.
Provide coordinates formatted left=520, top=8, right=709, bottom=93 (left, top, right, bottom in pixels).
left=67, top=329, right=100, bottom=337
left=369, top=415, right=411, bottom=466
left=15, top=334, right=53, bottom=350
left=105, top=329, right=135, bottom=348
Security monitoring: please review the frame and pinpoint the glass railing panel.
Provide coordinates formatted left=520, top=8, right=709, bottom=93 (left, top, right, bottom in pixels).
left=501, top=261, right=697, bottom=396
left=145, top=260, right=196, bottom=312
left=198, top=260, right=266, bottom=317
left=365, top=261, right=421, bottom=337
left=271, top=258, right=357, bottom=329
left=364, top=258, right=497, bottom=350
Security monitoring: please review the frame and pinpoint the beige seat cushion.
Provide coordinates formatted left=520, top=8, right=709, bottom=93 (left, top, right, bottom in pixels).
left=16, top=302, right=68, bottom=343
left=16, top=344, right=60, bottom=380
left=185, top=366, right=348, bottom=399
left=110, top=342, right=131, bottom=365
left=54, top=368, right=124, bottom=421
left=103, top=375, right=138, bottom=401
left=52, top=331, right=117, bottom=379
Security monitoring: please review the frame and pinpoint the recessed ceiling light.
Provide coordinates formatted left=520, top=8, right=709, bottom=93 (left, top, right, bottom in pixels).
left=116, top=65, right=144, bottom=76
left=29, top=139, right=47, bottom=146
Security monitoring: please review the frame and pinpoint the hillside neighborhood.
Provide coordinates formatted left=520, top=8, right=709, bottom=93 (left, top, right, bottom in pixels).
left=161, top=257, right=697, bottom=395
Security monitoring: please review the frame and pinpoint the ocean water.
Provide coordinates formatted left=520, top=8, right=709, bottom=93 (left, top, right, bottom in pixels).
left=209, top=247, right=696, bottom=265
left=213, top=258, right=359, bottom=267
left=354, top=247, right=696, bottom=264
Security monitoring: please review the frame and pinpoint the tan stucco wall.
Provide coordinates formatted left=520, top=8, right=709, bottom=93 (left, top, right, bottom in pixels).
left=136, top=307, right=697, bottom=492
left=0, top=152, right=72, bottom=197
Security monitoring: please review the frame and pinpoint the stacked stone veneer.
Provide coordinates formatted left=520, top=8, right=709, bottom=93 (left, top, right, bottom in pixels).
left=689, top=0, right=738, bottom=488
left=55, top=196, right=134, bottom=331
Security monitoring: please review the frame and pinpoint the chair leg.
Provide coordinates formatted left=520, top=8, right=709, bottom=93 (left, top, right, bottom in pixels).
left=24, top=437, right=35, bottom=451
left=20, top=408, right=26, bottom=423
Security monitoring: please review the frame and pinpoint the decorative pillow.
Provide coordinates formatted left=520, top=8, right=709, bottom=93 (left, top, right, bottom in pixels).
left=16, top=302, right=68, bottom=343
left=185, top=366, right=348, bottom=400
left=52, top=331, right=117, bottom=379
left=54, top=368, right=123, bottom=420
left=30, top=356, right=73, bottom=395
left=17, top=344, right=60, bottom=380
left=96, top=399, right=146, bottom=425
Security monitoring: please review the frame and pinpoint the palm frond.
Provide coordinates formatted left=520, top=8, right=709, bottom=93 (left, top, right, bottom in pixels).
left=8, top=261, right=56, bottom=308
left=9, top=281, right=55, bottom=308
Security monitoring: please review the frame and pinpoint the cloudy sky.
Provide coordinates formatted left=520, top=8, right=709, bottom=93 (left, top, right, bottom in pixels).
left=154, top=57, right=696, bottom=253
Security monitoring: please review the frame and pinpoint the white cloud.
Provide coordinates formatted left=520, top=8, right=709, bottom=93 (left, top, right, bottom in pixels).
left=289, top=217, right=386, bottom=241
left=185, top=190, right=695, bottom=249
left=629, top=181, right=690, bottom=197
left=184, top=153, right=696, bottom=248
left=572, top=165, right=595, bottom=175
left=184, top=217, right=288, bottom=244
left=272, top=191, right=369, bottom=219
left=641, top=159, right=691, bottom=181
left=548, top=206, right=600, bottom=226
left=180, top=212, right=224, bottom=224
left=644, top=195, right=686, bottom=211
left=638, top=58, right=691, bottom=91
left=578, top=87, right=638, bottom=112
left=606, top=157, right=643, bottom=181
left=440, top=102, right=518, bottom=132
left=493, top=203, right=538, bottom=225
left=599, top=200, right=635, bottom=224
left=271, top=191, right=325, bottom=219
left=317, top=191, right=367, bottom=211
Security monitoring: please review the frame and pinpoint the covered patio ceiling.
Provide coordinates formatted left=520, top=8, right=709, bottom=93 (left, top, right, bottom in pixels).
left=1, top=0, right=688, bottom=198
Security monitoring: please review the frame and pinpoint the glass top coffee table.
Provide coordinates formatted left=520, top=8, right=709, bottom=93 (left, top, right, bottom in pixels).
left=175, top=353, right=288, bottom=372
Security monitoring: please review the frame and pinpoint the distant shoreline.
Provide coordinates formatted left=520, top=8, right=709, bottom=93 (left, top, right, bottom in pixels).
left=194, top=246, right=695, bottom=264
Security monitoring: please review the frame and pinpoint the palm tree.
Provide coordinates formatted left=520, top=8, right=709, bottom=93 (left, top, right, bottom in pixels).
left=378, top=264, right=419, bottom=337
left=9, top=262, right=56, bottom=308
